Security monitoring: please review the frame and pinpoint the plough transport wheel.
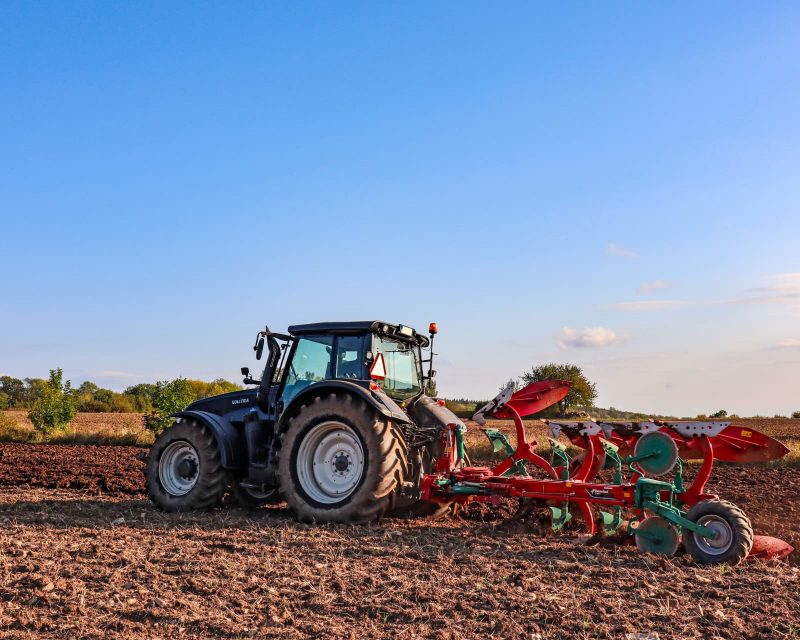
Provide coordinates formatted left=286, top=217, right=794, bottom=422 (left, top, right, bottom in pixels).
left=682, top=500, right=753, bottom=565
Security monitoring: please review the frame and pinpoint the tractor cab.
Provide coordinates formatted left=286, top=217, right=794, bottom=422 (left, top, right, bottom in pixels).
left=250, top=321, right=432, bottom=417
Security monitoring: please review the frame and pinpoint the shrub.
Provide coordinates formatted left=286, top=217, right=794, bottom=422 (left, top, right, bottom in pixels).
left=793, top=411, right=800, bottom=420
left=27, top=369, right=78, bottom=436
left=144, top=378, right=196, bottom=434
left=0, top=411, right=31, bottom=442
left=710, top=409, right=728, bottom=418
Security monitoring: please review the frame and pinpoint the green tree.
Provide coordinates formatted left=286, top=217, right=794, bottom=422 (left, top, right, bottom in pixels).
left=28, top=369, right=78, bottom=435
left=0, top=376, right=26, bottom=408
left=424, top=379, right=437, bottom=397
left=24, top=378, right=48, bottom=407
left=792, top=411, right=800, bottom=420
left=77, top=381, right=100, bottom=396
left=123, top=383, right=157, bottom=413
left=710, top=409, right=728, bottom=419
left=144, top=378, right=196, bottom=434
left=0, top=391, right=9, bottom=409
left=520, top=363, right=597, bottom=417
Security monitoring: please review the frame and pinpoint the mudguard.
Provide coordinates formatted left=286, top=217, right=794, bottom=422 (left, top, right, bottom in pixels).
left=170, top=410, right=247, bottom=470
left=279, top=379, right=409, bottom=431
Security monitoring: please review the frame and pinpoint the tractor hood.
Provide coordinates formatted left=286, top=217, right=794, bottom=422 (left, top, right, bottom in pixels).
left=185, top=389, right=258, bottom=416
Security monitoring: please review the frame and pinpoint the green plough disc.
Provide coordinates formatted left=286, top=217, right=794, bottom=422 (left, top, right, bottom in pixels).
left=633, top=431, right=679, bottom=477
left=634, top=516, right=680, bottom=555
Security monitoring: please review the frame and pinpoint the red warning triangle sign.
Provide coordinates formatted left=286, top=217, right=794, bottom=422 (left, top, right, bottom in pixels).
left=370, top=353, right=387, bottom=380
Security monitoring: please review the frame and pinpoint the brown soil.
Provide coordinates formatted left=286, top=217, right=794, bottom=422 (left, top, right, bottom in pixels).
left=0, top=443, right=145, bottom=495
left=0, top=443, right=798, bottom=639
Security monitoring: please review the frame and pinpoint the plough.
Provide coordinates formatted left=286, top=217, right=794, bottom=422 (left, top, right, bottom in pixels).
left=420, top=380, right=793, bottom=564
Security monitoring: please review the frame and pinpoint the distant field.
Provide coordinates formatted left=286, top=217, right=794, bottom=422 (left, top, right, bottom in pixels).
left=2, top=411, right=798, bottom=463
left=0, top=410, right=151, bottom=446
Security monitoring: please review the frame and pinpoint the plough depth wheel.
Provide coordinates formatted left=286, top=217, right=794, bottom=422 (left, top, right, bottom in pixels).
left=682, top=499, right=753, bottom=565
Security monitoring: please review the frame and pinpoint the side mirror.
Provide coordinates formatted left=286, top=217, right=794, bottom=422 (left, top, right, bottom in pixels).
left=254, top=336, right=265, bottom=360
left=241, top=367, right=250, bottom=376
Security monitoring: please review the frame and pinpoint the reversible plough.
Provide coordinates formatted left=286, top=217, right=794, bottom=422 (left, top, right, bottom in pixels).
left=419, top=380, right=793, bottom=564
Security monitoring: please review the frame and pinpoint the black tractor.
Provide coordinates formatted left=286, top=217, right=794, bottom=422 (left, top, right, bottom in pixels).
left=146, top=321, right=460, bottom=522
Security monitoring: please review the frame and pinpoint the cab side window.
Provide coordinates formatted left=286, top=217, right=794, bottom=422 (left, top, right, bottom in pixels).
left=281, top=335, right=334, bottom=404
left=335, top=336, right=363, bottom=379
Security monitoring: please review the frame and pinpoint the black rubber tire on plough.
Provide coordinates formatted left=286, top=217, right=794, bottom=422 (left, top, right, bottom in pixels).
left=682, top=499, right=753, bottom=565
left=146, top=421, right=227, bottom=512
left=390, top=439, right=455, bottom=520
left=278, top=393, right=408, bottom=524
left=225, top=477, right=283, bottom=508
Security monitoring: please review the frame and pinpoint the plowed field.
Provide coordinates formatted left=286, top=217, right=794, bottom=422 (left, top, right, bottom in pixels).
left=0, top=432, right=798, bottom=639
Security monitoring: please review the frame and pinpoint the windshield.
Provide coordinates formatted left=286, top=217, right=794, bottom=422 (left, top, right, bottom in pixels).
left=373, top=335, right=422, bottom=401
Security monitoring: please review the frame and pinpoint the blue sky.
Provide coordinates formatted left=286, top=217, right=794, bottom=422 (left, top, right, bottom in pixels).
left=1, top=2, right=799, bottom=416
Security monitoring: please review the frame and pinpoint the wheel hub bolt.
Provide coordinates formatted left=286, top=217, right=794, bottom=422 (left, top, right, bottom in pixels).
left=333, top=454, right=350, bottom=473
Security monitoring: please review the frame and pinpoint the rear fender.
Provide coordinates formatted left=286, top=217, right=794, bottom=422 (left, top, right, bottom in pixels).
left=170, top=410, right=247, bottom=470
left=278, top=380, right=409, bottom=433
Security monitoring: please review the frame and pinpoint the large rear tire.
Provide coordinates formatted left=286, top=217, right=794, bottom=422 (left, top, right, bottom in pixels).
left=146, top=421, right=226, bottom=512
left=278, top=393, right=407, bottom=523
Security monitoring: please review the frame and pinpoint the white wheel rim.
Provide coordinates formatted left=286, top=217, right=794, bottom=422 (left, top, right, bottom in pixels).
left=296, top=421, right=365, bottom=505
left=694, top=514, right=734, bottom=556
left=159, top=441, right=200, bottom=496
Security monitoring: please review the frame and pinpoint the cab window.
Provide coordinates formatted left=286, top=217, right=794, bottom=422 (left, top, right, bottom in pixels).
left=335, top=335, right=364, bottom=379
left=373, top=335, right=422, bottom=401
left=281, top=335, right=334, bottom=404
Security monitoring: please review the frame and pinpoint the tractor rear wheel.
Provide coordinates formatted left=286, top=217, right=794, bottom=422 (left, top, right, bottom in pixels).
left=146, top=421, right=226, bottom=512
left=278, top=393, right=407, bottom=523
left=682, top=499, right=753, bottom=565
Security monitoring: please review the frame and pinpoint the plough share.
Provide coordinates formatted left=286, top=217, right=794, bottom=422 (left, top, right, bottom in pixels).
left=419, top=380, right=793, bottom=564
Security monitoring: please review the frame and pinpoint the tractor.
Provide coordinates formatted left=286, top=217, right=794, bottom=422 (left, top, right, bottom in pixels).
left=146, top=320, right=454, bottom=523
left=147, top=319, right=793, bottom=564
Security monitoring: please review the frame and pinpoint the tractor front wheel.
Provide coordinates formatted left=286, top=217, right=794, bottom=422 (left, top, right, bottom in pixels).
left=278, top=393, right=407, bottom=523
left=146, top=421, right=226, bottom=512
left=682, top=499, right=753, bottom=565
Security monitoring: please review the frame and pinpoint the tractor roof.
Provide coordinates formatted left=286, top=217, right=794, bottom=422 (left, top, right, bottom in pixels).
left=287, top=321, right=430, bottom=346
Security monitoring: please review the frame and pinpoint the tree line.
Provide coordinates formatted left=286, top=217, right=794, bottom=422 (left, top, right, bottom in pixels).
left=1, top=370, right=242, bottom=436
left=0, top=374, right=240, bottom=414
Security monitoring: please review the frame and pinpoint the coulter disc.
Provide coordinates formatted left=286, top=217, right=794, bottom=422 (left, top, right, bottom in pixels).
left=633, top=431, right=679, bottom=477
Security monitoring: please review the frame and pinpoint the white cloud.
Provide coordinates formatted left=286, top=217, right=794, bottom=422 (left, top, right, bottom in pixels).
left=727, top=273, right=800, bottom=306
left=557, top=326, right=621, bottom=349
left=605, top=243, right=638, bottom=259
left=604, top=300, right=691, bottom=311
left=748, top=272, right=800, bottom=293
left=774, top=339, right=800, bottom=349
left=637, top=280, right=670, bottom=294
